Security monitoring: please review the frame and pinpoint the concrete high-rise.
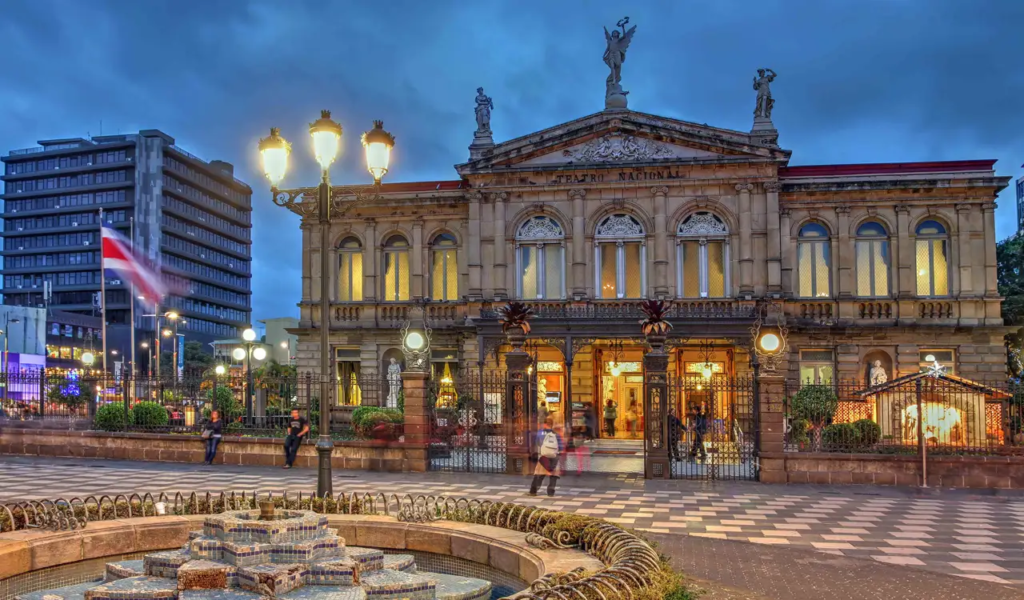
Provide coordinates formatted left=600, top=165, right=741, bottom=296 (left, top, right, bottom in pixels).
left=0, top=130, right=252, bottom=363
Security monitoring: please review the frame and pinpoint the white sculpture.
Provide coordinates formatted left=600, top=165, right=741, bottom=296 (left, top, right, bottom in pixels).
left=474, top=88, right=493, bottom=134
left=753, top=68, right=777, bottom=119
left=869, top=360, right=888, bottom=386
left=386, top=358, right=403, bottom=408
left=603, top=17, right=637, bottom=109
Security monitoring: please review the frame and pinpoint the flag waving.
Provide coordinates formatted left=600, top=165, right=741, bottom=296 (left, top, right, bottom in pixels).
left=101, top=226, right=167, bottom=303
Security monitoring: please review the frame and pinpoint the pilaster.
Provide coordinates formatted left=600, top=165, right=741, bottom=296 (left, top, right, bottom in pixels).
left=570, top=189, right=587, bottom=299
left=982, top=202, right=999, bottom=297
left=467, top=191, right=483, bottom=300
left=756, top=373, right=787, bottom=484
left=765, top=182, right=782, bottom=294
left=835, top=207, right=852, bottom=299
left=400, top=371, right=430, bottom=472
left=492, top=192, right=509, bottom=300
left=736, top=184, right=754, bottom=295
left=651, top=186, right=670, bottom=298
left=411, top=218, right=424, bottom=299
left=362, top=219, right=377, bottom=302
left=895, top=205, right=913, bottom=300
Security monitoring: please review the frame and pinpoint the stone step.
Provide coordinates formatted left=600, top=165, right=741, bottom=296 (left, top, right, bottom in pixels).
left=382, top=554, right=416, bottom=573
left=179, top=591, right=262, bottom=600
left=144, top=550, right=191, bottom=579
left=237, top=564, right=307, bottom=596
left=342, top=547, right=384, bottom=573
left=279, top=587, right=366, bottom=600
left=432, top=573, right=493, bottom=600
left=359, top=569, right=436, bottom=600
left=190, top=534, right=345, bottom=567
left=105, top=560, right=145, bottom=581
left=177, top=561, right=237, bottom=591
left=80, top=576, right=177, bottom=600
left=14, top=581, right=98, bottom=600
left=306, top=558, right=359, bottom=586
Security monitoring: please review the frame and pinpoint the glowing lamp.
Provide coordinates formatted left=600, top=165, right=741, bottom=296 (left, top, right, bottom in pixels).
left=253, top=347, right=267, bottom=361
left=610, top=362, right=622, bottom=377
left=162, top=329, right=173, bottom=337
left=259, top=127, right=291, bottom=185
left=232, top=348, right=246, bottom=361
left=309, top=110, right=342, bottom=171
left=214, top=365, right=226, bottom=376
left=924, top=354, right=935, bottom=363
left=81, top=351, right=95, bottom=366
left=280, top=341, right=289, bottom=348
left=404, top=331, right=425, bottom=351
left=166, top=311, right=180, bottom=321
left=701, top=365, right=713, bottom=379
left=759, top=333, right=781, bottom=353
left=362, top=120, right=395, bottom=184
left=242, top=328, right=257, bottom=342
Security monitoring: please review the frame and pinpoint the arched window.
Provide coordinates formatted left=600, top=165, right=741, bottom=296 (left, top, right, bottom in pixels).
left=431, top=233, right=458, bottom=301
left=337, top=237, right=363, bottom=302
left=595, top=214, right=646, bottom=299
left=382, top=235, right=410, bottom=302
left=855, top=221, right=889, bottom=297
left=797, top=222, right=831, bottom=298
left=515, top=216, right=565, bottom=299
left=676, top=212, right=729, bottom=298
left=915, top=220, right=948, bottom=296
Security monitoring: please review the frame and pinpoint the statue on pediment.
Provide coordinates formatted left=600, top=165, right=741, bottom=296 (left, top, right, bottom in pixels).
left=474, top=87, right=493, bottom=135
left=603, top=17, right=637, bottom=109
left=753, top=68, right=777, bottom=119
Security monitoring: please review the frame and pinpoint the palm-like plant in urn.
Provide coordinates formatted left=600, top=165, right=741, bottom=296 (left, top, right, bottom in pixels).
left=499, top=301, right=533, bottom=351
left=639, top=300, right=673, bottom=350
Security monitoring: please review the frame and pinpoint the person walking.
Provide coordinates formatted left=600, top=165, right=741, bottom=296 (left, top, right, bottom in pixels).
left=688, top=406, right=708, bottom=463
left=667, top=407, right=683, bottom=461
left=283, top=408, right=309, bottom=469
left=202, top=410, right=224, bottom=465
left=626, top=400, right=639, bottom=438
left=603, top=399, right=617, bottom=437
left=572, top=430, right=591, bottom=475
left=529, top=417, right=563, bottom=496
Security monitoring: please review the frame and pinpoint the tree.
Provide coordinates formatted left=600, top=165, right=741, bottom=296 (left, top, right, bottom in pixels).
left=997, top=235, right=1024, bottom=377
left=159, top=340, right=214, bottom=377
left=252, top=360, right=298, bottom=410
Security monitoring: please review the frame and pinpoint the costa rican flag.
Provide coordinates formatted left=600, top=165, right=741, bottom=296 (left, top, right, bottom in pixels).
left=101, top=226, right=167, bottom=304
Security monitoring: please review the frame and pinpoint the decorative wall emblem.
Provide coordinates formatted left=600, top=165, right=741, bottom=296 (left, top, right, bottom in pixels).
left=562, top=134, right=675, bottom=163
left=596, top=214, right=644, bottom=237
left=678, top=212, right=728, bottom=236
left=517, top=216, right=564, bottom=240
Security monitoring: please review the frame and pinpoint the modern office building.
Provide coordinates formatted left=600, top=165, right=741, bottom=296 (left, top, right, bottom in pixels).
left=260, top=317, right=298, bottom=365
left=0, top=130, right=253, bottom=367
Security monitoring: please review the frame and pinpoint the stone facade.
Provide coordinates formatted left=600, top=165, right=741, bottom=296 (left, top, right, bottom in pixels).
left=285, top=108, right=1011, bottom=409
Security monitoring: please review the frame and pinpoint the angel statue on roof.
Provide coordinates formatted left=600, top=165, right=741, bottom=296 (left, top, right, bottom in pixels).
left=603, top=17, right=637, bottom=93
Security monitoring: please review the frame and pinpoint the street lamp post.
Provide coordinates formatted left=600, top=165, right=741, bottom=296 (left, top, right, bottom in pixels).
left=259, top=113, right=395, bottom=497
left=213, top=364, right=226, bottom=415
left=233, top=328, right=267, bottom=422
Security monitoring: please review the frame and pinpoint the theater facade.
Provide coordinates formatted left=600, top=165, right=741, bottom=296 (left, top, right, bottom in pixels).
left=289, top=80, right=1010, bottom=467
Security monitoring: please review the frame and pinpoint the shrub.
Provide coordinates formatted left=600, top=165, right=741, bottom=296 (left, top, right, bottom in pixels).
left=789, top=385, right=839, bottom=451
left=131, top=401, right=169, bottom=428
left=822, top=423, right=860, bottom=450
left=352, top=407, right=404, bottom=438
left=94, top=403, right=128, bottom=432
left=47, top=377, right=86, bottom=409
left=789, top=417, right=810, bottom=445
left=852, top=418, right=881, bottom=446
left=203, top=387, right=243, bottom=422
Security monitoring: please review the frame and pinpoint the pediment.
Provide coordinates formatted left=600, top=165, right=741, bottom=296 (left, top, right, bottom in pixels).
left=519, top=133, right=725, bottom=167
left=456, top=109, right=791, bottom=176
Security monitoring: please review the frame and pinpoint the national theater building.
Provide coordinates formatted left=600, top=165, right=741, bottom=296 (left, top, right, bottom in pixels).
left=289, top=63, right=1010, bottom=437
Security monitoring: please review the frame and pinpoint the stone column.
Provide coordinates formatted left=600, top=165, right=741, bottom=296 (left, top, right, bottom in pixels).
left=400, top=371, right=430, bottom=472
left=955, top=203, right=973, bottom=297
left=779, top=209, right=792, bottom=295
left=570, top=189, right=587, bottom=299
left=492, top=192, right=509, bottom=299
left=765, top=182, right=782, bottom=294
left=835, top=207, right=852, bottom=299
left=652, top=186, right=670, bottom=298
left=736, top=184, right=754, bottom=295
left=895, top=205, right=913, bottom=299
left=756, top=369, right=787, bottom=484
left=362, top=219, right=377, bottom=302
left=643, top=338, right=670, bottom=479
left=467, top=191, right=483, bottom=300
left=504, top=332, right=533, bottom=475
left=983, top=202, right=999, bottom=297
left=411, top=219, right=424, bottom=299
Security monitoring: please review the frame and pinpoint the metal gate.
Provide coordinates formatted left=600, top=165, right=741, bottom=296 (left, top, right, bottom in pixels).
left=670, top=375, right=758, bottom=480
left=427, top=370, right=507, bottom=473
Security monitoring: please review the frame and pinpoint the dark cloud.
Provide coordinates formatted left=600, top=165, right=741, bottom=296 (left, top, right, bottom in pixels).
left=2, top=0, right=1021, bottom=319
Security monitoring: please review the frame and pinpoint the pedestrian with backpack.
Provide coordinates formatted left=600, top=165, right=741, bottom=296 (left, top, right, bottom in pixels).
left=529, top=417, right=563, bottom=497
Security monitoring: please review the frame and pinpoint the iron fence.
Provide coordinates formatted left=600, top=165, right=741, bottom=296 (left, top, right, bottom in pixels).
left=783, top=376, right=1024, bottom=456
left=428, top=369, right=508, bottom=473
left=668, top=375, right=758, bottom=480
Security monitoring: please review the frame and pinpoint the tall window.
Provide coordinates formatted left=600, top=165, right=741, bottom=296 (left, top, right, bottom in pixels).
left=799, top=350, right=834, bottom=385
left=382, top=235, right=410, bottom=302
left=595, top=214, right=645, bottom=299
left=515, top=216, right=565, bottom=299
left=676, top=212, right=729, bottom=298
left=797, top=222, right=831, bottom=298
left=855, top=221, right=889, bottom=297
left=337, top=237, right=363, bottom=302
left=919, top=349, right=956, bottom=375
left=915, top=220, right=949, bottom=297
left=431, top=233, right=458, bottom=301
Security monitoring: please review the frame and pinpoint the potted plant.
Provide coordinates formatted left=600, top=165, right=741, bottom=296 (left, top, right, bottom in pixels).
left=639, top=299, right=673, bottom=350
left=498, top=301, right=533, bottom=351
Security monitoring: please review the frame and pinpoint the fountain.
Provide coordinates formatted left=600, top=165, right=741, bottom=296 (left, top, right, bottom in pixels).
left=16, top=508, right=493, bottom=600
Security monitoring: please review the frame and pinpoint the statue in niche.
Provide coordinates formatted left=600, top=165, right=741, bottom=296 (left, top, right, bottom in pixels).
left=869, top=360, right=888, bottom=387
left=386, top=357, right=403, bottom=408
left=753, top=68, right=777, bottom=119
left=474, top=87, right=493, bottom=134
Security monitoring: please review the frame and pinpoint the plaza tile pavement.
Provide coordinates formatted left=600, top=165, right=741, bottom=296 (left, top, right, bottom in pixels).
left=2, top=456, right=1024, bottom=594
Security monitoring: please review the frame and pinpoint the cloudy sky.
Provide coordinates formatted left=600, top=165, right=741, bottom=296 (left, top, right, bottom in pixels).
left=3, top=0, right=1022, bottom=320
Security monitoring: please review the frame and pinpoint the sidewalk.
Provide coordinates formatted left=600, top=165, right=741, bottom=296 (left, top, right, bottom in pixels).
left=1, top=456, right=1022, bottom=597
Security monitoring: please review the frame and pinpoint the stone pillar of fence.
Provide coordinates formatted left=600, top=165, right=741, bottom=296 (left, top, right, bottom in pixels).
left=757, top=370, right=787, bottom=484
left=400, top=371, right=430, bottom=472
left=505, top=344, right=533, bottom=476
left=643, top=344, right=670, bottom=479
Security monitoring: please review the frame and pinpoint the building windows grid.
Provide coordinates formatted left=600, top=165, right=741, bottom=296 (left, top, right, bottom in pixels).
left=430, top=233, right=458, bottom=302
left=797, top=223, right=832, bottom=298
left=594, top=214, right=646, bottom=300
left=855, top=221, right=890, bottom=298
left=915, top=220, right=949, bottom=297
left=162, top=174, right=251, bottom=227
left=799, top=349, right=835, bottom=385
left=337, top=237, right=363, bottom=302
left=382, top=235, right=410, bottom=302
left=515, top=216, right=565, bottom=300
left=3, top=190, right=127, bottom=213
left=676, top=212, right=729, bottom=299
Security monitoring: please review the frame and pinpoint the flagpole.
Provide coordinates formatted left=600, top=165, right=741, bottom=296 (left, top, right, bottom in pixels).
left=99, top=208, right=108, bottom=377
left=129, top=217, right=136, bottom=381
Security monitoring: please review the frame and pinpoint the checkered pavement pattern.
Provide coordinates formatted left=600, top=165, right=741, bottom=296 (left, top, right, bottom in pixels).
left=2, top=459, right=1023, bottom=586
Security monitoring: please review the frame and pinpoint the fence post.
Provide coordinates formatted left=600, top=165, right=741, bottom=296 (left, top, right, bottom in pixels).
left=756, top=358, right=787, bottom=484
left=38, top=373, right=45, bottom=418
left=504, top=335, right=532, bottom=476
left=643, top=340, right=670, bottom=479
left=400, top=370, right=430, bottom=472
left=123, top=376, right=131, bottom=431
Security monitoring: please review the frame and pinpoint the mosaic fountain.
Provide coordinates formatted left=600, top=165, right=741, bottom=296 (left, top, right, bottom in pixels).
left=18, top=503, right=492, bottom=600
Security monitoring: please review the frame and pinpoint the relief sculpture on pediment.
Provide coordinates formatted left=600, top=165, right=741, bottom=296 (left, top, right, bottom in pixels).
left=563, top=134, right=675, bottom=163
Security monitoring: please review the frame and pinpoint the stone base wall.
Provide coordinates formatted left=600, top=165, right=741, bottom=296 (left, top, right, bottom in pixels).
left=0, top=428, right=427, bottom=473
left=760, top=452, right=1024, bottom=489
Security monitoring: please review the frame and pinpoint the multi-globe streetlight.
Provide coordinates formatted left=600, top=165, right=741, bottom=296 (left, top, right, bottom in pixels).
left=259, top=112, right=395, bottom=497
left=232, top=328, right=267, bottom=421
